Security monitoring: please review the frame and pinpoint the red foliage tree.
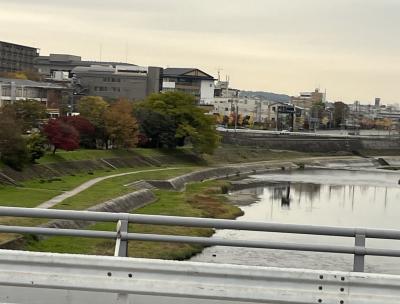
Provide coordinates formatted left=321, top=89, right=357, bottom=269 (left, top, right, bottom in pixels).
left=43, top=119, right=80, bottom=154
left=60, top=116, right=95, bottom=135
left=60, top=116, right=96, bottom=148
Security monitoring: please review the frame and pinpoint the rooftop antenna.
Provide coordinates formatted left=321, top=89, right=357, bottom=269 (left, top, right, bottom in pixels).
left=216, top=67, right=223, bottom=81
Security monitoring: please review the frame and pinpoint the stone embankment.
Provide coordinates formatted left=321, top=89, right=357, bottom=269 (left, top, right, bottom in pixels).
left=220, top=132, right=400, bottom=152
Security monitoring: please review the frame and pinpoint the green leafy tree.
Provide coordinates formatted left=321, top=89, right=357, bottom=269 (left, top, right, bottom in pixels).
left=135, top=92, right=220, bottom=154
left=3, top=99, right=47, bottom=132
left=77, top=96, right=109, bottom=147
left=26, top=133, right=47, bottom=163
left=135, top=108, right=176, bottom=148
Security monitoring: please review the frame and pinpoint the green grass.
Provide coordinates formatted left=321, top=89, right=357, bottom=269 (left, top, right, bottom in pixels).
left=53, top=167, right=200, bottom=210
left=0, top=167, right=149, bottom=208
left=37, top=149, right=136, bottom=164
left=27, top=180, right=243, bottom=260
left=37, top=147, right=196, bottom=164
left=0, top=166, right=200, bottom=245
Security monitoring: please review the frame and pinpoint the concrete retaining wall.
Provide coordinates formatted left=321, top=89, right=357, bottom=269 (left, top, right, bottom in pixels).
left=220, top=132, right=400, bottom=152
left=44, top=189, right=156, bottom=230
left=148, top=162, right=297, bottom=191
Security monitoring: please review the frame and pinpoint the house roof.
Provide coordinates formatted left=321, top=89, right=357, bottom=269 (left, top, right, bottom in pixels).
left=163, top=68, right=215, bottom=80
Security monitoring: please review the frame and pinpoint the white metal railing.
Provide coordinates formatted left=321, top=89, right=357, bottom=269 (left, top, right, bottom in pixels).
left=1, top=206, right=400, bottom=272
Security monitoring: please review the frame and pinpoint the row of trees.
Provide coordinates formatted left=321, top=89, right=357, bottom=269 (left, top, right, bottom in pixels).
left=0, top=92, right=220, bottom=170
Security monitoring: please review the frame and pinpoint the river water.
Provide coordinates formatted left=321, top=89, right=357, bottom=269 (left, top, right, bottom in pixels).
left=191, top=168, right=400, bottom=274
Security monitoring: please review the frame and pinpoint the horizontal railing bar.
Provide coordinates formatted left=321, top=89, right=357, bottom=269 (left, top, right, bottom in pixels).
left=0, top=225, right=117, bottom=239
left=0, top=207, right=126, bottom=222
left=126, top=233, right=400, bottom=257
left=1, top=206, right=400, bottom=240
left=3, top=224, right=400, bottom=258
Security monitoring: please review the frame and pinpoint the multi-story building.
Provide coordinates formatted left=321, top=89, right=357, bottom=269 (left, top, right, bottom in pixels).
left=0, top=77, right=66, bottom=117
left=34, top=54, right=137, bottom=78
left=290, top=88, right=325, bottom=109
left=213, top=97, right=268, bottom=122
left=71, top=64, right=162, bottom=102
left=162, top=68, right=215, bottom=104
left=0, top=41, right=39, bottom=73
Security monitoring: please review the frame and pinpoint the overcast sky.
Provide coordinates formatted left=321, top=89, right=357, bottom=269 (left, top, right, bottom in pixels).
left=1, top=0, right=399, bottom=103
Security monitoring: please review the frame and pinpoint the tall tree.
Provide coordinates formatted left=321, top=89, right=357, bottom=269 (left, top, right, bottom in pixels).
left=60, top=116, right=96, bottom=148
left=333, top=102, right=349, bottom=128
left=135, top=92, right=220, bottom=154
left=135, top=108, right=176, bottom=148
left=0, top=107, right=29, bottom=170
left=77, top=96, right=109, bottom=147
left=3, top=99, right=47, bottom=132
left=43, top=119, right=79, bottom=154
left=104, top=99, right=139, bottom=148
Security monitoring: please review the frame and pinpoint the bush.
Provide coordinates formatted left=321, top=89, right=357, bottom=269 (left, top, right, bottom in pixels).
left=1, top=138, right=29, bottom=171
left=26, top=133, right=47, bottom=163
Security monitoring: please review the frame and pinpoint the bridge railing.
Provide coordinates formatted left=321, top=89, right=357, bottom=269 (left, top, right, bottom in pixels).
left=1, top=206, right=400, bottom=272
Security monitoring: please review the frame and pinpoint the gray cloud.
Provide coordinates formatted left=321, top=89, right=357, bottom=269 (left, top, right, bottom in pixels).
left=0, top=0, right=399, bottom=102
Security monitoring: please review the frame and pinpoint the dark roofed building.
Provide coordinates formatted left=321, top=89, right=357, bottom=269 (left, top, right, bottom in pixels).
left=162, top=68, right=215, bottom=104
left=0, top=41, right=39, bottom=73
left=71, top=65, right=162, bottom=102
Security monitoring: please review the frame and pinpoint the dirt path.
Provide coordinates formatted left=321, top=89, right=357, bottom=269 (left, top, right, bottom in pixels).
left=35, top=167, right=180, bottom=209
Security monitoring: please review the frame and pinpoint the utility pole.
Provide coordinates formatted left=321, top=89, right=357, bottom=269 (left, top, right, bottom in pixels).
left=234, top=100, right=238, bottom=133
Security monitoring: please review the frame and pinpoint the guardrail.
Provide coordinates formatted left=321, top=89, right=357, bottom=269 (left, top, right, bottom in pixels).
left=1, top=206, right=400, bottom=272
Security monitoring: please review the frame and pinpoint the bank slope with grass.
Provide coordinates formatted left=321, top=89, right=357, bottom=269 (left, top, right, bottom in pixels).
left=27, top=180, right=243, bottom=260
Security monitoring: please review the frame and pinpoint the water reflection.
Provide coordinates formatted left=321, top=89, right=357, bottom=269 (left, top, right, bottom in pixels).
left=191, top=169, right=400, bottom=274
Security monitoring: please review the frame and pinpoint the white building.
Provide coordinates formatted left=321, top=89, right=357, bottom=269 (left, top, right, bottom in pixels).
left=162, top=68, right=215, bottom=105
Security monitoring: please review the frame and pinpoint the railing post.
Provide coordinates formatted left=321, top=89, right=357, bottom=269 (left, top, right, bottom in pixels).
left=353, top=233, right=366, bottom=272
left=114, top=220, right=128, bottom=257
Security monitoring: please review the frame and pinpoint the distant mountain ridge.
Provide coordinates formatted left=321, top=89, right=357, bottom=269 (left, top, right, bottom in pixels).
left=239, top=90, right=291, bottom=103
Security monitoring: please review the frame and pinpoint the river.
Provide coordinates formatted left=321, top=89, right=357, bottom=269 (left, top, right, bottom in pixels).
left=191, top=168, right=400, bottom=274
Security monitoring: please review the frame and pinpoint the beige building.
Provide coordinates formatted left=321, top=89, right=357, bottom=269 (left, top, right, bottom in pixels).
left=290, top=88, right=325, bottom=109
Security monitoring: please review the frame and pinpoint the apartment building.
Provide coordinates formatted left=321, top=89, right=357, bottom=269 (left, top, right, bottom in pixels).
left=0, top=41, right=39, bottom=73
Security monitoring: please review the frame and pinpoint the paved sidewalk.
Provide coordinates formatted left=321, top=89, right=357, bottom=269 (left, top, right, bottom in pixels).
left=36, top=168, right=179, bottom=209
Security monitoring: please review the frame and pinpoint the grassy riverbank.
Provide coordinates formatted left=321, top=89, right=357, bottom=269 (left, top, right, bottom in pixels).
left=27, top=180, right=243, bottom=260
left=0, top=166, right=200, bottom=244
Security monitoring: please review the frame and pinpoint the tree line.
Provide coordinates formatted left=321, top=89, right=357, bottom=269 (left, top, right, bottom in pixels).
left=0, top=92, right=219, bottom=170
